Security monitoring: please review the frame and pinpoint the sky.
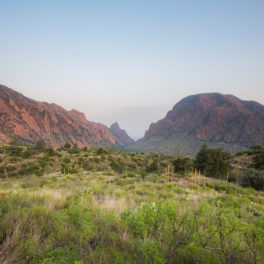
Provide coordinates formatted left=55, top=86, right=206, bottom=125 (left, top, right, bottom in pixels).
left=0, top=0, right=264, bottom=139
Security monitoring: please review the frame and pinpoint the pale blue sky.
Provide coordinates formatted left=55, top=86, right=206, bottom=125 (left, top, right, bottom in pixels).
left=0, top=0, right=264, bottom=139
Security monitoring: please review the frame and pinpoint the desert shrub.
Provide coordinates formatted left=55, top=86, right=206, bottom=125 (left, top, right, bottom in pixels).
left=18, top=162, right=41, bottom=175
left=147, top=160, right=158, bottom=173
left=8, top=156, right=20, bottom=163
left=140, top=171, right=148, bottom=179
left=81, top=160, right=93, bottom=171
left=61, top=164, right=79, bottom=174
left=173, top=157, right=193, bottom=174
left=45, top=147, right=58, bottom=156
left=39, top=155, right=53, bottom=163
left=63, top=156, right=71, bottom=164
left=77, top=157, right=84, bottom=164
left=251, top=147, right=264, bottom=171
left=97, top=148, right=107, bottom=155
left=93, top=157, right=100, bottom=163
left=4, top=145, right=23, bottom=156
left=38, top=160, right=48, bottom=168
left=63, top=142, right=71, bottom=149
left=195, top=145, right=232, bottom=179
left=126, top=171, right=136, bottom=178
left=240, top=168, right=264, bottom=190
left=83, top=146, right=88, bottom=151
left=110, top=159, right=123, bottom=172
left=22, top=148, right=37, bottom=158
left=68, top=148, right=80, bottom=154
left=6, top=165, right=16, bottom=172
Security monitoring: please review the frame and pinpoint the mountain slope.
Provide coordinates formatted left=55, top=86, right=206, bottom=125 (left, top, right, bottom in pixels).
left=110, top=122, right=134, bottom=146
left=0, top=84, right=123, bottom=147
left=127, top=93, right=264, bottom=156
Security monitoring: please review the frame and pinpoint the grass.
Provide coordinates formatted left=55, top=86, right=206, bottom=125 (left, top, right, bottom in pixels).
left=0, top=144, right=264, bottom=263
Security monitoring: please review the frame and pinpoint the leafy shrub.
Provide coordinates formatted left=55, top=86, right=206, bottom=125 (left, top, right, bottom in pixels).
left=63, top=157, right=71, bottom=164
left=68, top=148, right=80, bottom=154
left=21, top=148, right=37, bottom=158
left=110, top=159, right=123, bottom=172
left=18, top=162, right=41, bottom=175
left=195, top=145, right=232, bottom=179
left=45, top=148, right=58, bottom=156
left=251, top=147, right=264, bottom=170
left=173, top=157, right=193, bottom=174
left=240, top=168, right=264, bottom=190
left=147, top=160, right=158, bottom=172
left=4, top=145, right=23, bottom=156
left=97, top=148, right=107, bottom=155
left=126, top=171, right=136, bottom=178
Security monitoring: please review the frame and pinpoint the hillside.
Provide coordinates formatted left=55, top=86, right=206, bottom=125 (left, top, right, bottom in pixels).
left=0, top=84, right=131, bottom=148
left=0, top=142, right=264, bottom=263
left=127, top=93, right=264, bottom=156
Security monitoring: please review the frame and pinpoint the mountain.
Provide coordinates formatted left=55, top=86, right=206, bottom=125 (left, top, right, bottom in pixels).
left=126, top=93, right=264, bottom=156
left=110, top=122, right=134, bottom=146
left=0, top=84, right=130, bottom=147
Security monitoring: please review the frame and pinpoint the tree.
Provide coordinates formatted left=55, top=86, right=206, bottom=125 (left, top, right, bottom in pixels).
left=173, top=157, right=193, bottom=174
left=205, top=149, right=232, bottom=179
left=194, top=145, right=232, bottom=179
left=194, top=144, right=208, bottom=174
left=251, top=147, right=264, bottom=171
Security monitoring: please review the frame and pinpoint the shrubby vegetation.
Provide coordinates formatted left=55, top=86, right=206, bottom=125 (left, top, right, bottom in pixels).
left=194, top=144, right=232, bottom=179
left=0, top=142, right=264, bottom=263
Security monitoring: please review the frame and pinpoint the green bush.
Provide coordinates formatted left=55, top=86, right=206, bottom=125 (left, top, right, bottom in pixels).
left=240, top=168, right=264, bottom=190
left=147, top=160, right=158, bottom=172
left=173, top=157, right=193, bottom=174
left=195, top=145, right=232, bottom=179
left=4, top=145, right=23, bottom=156
left=63, top=157, right=71, bottom=164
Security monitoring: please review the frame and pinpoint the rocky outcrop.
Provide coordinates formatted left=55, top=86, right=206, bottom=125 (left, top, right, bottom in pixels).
left=110, top=122, right=134, bottom=146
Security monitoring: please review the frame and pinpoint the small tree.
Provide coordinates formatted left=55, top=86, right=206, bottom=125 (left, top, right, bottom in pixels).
left=251, top=146, right=264, bottom=171
left=173, top=157, right=193, bottom=174
left=194, top=144, right=208, bottom=174
left=195, top=144, right=232, bottom=179
left=205, top=149, right=232, bottom=179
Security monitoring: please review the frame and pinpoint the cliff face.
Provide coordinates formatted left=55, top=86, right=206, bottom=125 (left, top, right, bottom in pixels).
left=0, top=84, right=119, bottom=147
left=127, top=93, right=264, bottom=155
left=110, top=122, right=134, bottom=146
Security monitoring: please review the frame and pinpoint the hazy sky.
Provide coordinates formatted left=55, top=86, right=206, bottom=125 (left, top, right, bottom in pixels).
left=0, top=1, right=264, bottom=139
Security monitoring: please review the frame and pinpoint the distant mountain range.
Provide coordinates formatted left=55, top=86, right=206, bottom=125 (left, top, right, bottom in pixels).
left=126, top=93, right=264, bottom=156
left=1, top=84, right=264, bottom=155
left=0, top=84, right=133, bottom=147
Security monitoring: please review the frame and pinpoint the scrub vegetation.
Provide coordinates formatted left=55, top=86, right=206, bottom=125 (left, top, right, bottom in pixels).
left=0, top=141, right=264, bottom=264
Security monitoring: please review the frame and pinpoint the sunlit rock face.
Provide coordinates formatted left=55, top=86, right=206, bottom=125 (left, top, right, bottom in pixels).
left=0, top=84, right=120, bottom=147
